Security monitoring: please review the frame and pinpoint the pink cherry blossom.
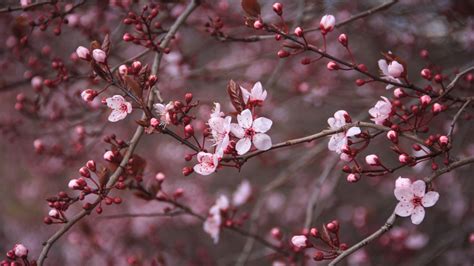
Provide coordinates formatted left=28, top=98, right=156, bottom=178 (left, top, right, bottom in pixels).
left=369, top=96, right=392, bottom=125
left=106, top=95, right=132, bottom=122
left=203, top=195, right=229, bottom=243
left=327, top=110, right=361, bottom=154
left=92, top=49, right=107, bottom=63
left=394, top=179, right=439, bottom=224
left=153, top=101, right=174, bottom=125
left=208, top=115, right=231, bottom=154
left=241, top=81, right=267, bottom=105
left=320, top=14, right=336, bottom=34
left=232, top=179, right=251, bottom=206
left=230, top=109, right=272, bottom=155
left=20, top=0, right=31, bottom=7
left=193, top=152, right=220, bottom=176
left=75, top=46, right=90, bottom=59
left=291, top=235, right=307, bottom=248
left=378, top=59, right=403, bottom=89
left=13, top=244, right=28, bottom=257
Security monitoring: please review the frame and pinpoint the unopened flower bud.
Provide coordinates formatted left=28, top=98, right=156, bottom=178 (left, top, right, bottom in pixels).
left=103, top=150, right=115, bottom=162
left=365, top=154, right=379, bottom=166
left=86, top=160, right=96, bottom=171
left=320, top=14, right=335, bottom=34
left=434, top=74, right=443, bottom=83
left=155, top=172, right=165, bottom=181
left=253, top=20, right=263, bottom=29
left=13, top=244, right=28, bottom=258
left=394, top=88, right=406, bottom=98
left=79, top=166, right=90, bottom=178
left=184, top=124, right=194, bottom=138
left=338, top=33, right=348, bottom=46
left=76, top=46, right=90, bottom=60
left=277, top=50, right=290, bottom=58
left=347, top=173, right=360, bottom=183
left=421, top=68, right=432, bottom=80
left=399, top=154, right=411, bottom=164
left=81, top=89, right=98, bottom=102
left=420, top=95, right=431, bottom=106
left=387, top=130, right=398, bottom=143
left=432, top=103, right=443, bottom=114
left=294, top=27, right=304, bottom=37
left=92, top=49, right=107, bottom=63
left=438, top=135, right=448, bottom=146
left=182, top=166, right=193, bottom=176
left=327, top=61, right=339, bottom=70
left=272, top=3, right=283, bottom=16
left=291, top=235, right=307, bottom=248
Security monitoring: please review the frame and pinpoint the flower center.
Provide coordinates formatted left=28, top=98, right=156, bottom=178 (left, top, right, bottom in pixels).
left=245, top=127, right=255, bottom=137
left=411, top=196, right=422, bottom=207
left=119, top=103, right=128, bottom=112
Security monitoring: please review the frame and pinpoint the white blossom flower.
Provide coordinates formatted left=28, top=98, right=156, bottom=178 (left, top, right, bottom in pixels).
left=153, top=101, right=174, bottom=125
left=106, top=95, right=132, bottom=122
left=208, top=116, right=232, bottom=154
left=232, top=180, right=251, bottom=206
left=193, top=152, right=221, bottom=176
left=241, top=81, right=267, bottom=105
left=230, top=109, right=272, bottom=155
left=394, top=179, right=439, bottom=225
left=369, top=96, right=392, bottom=125
left=378, top=59, right=403, bottom=89
left=204, top=195, right=229, bottom=244
left=327, top=110, right=361, bottom=154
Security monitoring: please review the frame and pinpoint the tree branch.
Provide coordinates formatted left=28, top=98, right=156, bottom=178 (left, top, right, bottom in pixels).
left=36, top=1, right=200, bottom=264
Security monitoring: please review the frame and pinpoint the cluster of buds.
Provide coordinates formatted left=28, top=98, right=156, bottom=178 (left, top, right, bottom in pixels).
left=2, top=244, right=29, bottom=266
left=290, top=220, right=348, bottom=261
left=122, top=5, right=166, bottom=51
left=148, top=92, right=198, bottom=131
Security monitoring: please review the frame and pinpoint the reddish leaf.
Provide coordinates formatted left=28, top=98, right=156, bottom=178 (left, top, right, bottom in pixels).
left=124, top=75, right=142, bottom=99
left=90, top=40, right=101, bottom=51
left=101, top=34, right=111, bottom=54
left=241, top=0, right=261, bottom=18
left=227, top=79, right=245, bottom=113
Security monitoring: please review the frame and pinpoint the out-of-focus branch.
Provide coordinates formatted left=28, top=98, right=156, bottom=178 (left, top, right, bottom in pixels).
left=0, top=0, right=56, bottom=13
left=448, top=99, right=471, bottom=141
left=36, top=1, right=200, bottom=265
left=424, top=155, right=474, bottom=183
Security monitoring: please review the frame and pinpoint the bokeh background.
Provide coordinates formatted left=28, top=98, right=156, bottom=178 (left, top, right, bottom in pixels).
left=0, top=0, right=474, bottom=265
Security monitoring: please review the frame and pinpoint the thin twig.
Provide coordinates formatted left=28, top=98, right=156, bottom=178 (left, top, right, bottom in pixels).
left=36, top=1, right=200, bottom=264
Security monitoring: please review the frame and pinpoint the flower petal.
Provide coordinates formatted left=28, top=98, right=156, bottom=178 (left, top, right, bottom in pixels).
left=252, top=82, right=263, bottom=97
left=253, top=117, right=272, bottom=133
left=236, top=137, right=251, bottom=155
left=394, top=187, right=413, bottom=202
left=410, top=205, right=425, bottom=225
left=422, top=191, right=439, bottom=208
left=411, top=180, right=426, bottom=197
left=106, top=95, right=125, bottom=109
left=346, top=127, right=361, bottom=137
left=237, top=109, right=253, bottom=129
left=230, top=123, right=245, bottom=138
left=108, top=109, right=127, bottom=122
left=395, top=201, right=414, bottom=217
left=240, top=87, right=251, bottom=104
left=252, top=133, right=272, bottom=151
left=378, top=59, right=389, bottom=76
